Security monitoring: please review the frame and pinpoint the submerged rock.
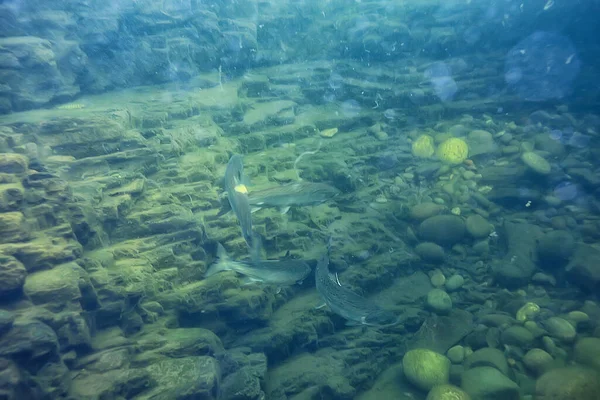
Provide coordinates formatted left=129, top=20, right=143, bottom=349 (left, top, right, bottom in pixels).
left=427, top=289, right=452, bottom=315
left=537, top=230, right=575, bottom=269
left=410, top=202, right=446, bottom=220
left=565, top=243, right=600, bottom=292
left=535, top=367, right=600, bottom=400
left=465, top=214, right=492, bottom=239
left=492, top=221, right=542, bottom=287
left=416, top=242, right=445, bottom=263
left=143, top=356, right=221, bottom=399
left=426, top=384, right=471, bottom=400
left=523, top=348, right=553, bottom=376
left=521, top=152, right=551, bottom=174
left=0, top=255, right=26, bottom=299
left=464, top=347, right=510, bottom=377
left=419, top=215, right=466, bottom=247
left=461, top=366, right=519, bottom=400
left=403, top=349, right=451, bottom=391
left=573, top=337, right=600, bottom=370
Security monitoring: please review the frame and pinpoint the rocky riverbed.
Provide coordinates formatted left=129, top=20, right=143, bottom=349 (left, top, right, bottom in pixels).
left=0, top=56, right=599, bottom=399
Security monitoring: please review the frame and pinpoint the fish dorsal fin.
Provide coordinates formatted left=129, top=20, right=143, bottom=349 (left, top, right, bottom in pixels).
left=279, top=206, right=291, bottom=214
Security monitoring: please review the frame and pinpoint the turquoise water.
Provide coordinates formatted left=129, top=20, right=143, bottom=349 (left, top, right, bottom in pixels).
left=1, top=0, right=600, bottom=399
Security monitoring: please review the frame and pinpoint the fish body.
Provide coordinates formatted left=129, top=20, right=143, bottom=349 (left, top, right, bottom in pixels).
left=224, top=155, right=254, bottom=247
left=206, top=243, right=311, bottom=286
left=248, top=181, right=340, bottom=212
left=315, top=254, right=398, bottom=327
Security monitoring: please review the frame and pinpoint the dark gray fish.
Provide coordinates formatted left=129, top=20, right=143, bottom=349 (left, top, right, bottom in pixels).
left=248, top=181, right=340, bottom=214
left=224, top=154, right=254, bottom=247
left=315, top=253, right=399, bottom=327
left=205, top=243, right=311, bottom=287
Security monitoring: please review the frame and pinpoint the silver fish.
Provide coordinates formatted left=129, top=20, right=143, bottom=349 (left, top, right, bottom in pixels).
left=316, top=253, right=399, bottom=327
left=248, top=181, right=340, bottom=214
left=206, top=243, right=311, bottom=287
left=224, top=154, right=254, bottom=247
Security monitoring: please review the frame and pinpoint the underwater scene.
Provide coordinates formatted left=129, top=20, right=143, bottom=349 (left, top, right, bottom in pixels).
left=1, top=0, right=600, bottom=399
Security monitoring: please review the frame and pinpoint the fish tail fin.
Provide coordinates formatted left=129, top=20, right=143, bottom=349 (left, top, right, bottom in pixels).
left=216, top=243, right=229, bottom=261
left=206, top=243, right=230, bottom=277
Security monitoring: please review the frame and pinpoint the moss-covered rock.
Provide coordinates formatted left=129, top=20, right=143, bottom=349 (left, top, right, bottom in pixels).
left=461, top=366, right=519, bottom=400
left=521, top=152, right=551, bottom=174
left=142, top=356, right=221, bottom=399
left=402, top=348, right=451, bottom=391
left=426, top=289, right=452, bottom=315
left=0, top=254, right=26, bottom=299
left=0, top=153, right=29, bottom=174
left=542, top=317, right=576, bottom=343
left=426, top=384, right=471, bottom=400
left=23, top=262, right=94, bottom=312
left=535, top=366, right=600, bottom=400
left=523, top=348, right=553, bottom=376
left=573, top=337, right=600, bottom=371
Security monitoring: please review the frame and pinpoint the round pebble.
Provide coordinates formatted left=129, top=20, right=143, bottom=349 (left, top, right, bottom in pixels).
left=416, top=242, right=446, bottom=264
left=427, top=289, right=453, bottom=315
left=430, top=271, right=446, bottom=287
left=465, top=215, right=492, bottom=239
left=544, top=317, right=577, bottom=342
left=445, top=275, right=465, bottom=292
left=523, top=348, right=553, bottom=376
left=447, top=345, right=466, bottom=364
